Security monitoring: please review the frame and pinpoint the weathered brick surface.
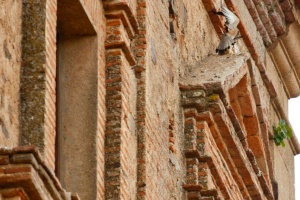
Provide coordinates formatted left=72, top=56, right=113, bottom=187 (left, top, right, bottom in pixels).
left=1, top=0, right=300, bottom=200
left=197, top=122, right=244, bottom=199
left=179, top=52, right=285, bottom=199
left=104, top=48, right=138, bottom=199
left=93, top=1, right=108, bottom=198
left=273, top=139, right=296, bottom=200
left=0, top=0, right=21, bottom=148
left=131, top=1, right=148, bottom=199
left=133, top=0, right=219, bottom=198
left=44, top=0, right=57, bottom=171
left=104, top=1, right=138, bottom=199
left=271, top=42, right=300, bottom=98
left=96, top=5, right=107, bottom=200
left=20, top=0, right=47, bottom=152
left=0, top=146, right=79, bottom=200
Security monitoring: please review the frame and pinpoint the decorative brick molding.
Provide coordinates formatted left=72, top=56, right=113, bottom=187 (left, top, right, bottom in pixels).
left=104, top=49, right=138, bottom=199
left=44, top=0, right=57, bottom=171
left=105, top=19, right=136, bottom=65
left=205, top=0, right=294, bottom=48
left=103, top=1, right=139, bottom=199
left=131, top=1, right=148, bottom=199
left=203, top=0, right=300, bottom=134
left=203, top=0, right=279, bottom=101
left=0, top=146, right=79, bottom=200
left=271, top=38, right=300, bottom=98
left=13, top=1, right=300, bottom=200
left=103, top=1, right=138, bottom=37
left=180, top=54, right=276, bottom=200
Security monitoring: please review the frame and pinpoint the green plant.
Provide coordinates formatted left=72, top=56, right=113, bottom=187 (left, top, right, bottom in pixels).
left=273, top=119, right=292, bottom=147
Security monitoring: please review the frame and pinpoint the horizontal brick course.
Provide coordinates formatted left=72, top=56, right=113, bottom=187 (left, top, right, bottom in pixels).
left=0, top=146, right=78, bottom=200
left=2, top=0, right=300, bottom=199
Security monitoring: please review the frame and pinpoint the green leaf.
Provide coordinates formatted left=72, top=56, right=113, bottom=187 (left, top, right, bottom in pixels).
left=282, top=127, right=287, bottom=133
left=280, top=132, right=286, bottom=139
left=286, top=131, right=292, bottom=138
left=276, top=126, right=282, bottom=132
left=273, top=119, right=293, bottom=148
left=274, top=137, right=281, bottom=145
left=286, top=126, right=292, bottom=132
left=286, top=126, right=292, bottom=133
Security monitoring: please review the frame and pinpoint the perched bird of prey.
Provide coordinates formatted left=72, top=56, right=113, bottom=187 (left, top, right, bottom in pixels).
left=215, top=33, right=235, bottom=55
left=213, top=6, right=241, bottom=55
left=216, top=29, right=243, bottom=55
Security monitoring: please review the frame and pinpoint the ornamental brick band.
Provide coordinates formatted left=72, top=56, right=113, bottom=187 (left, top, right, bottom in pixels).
left=179, top=54, right=287, bottom=199
left=0, top=146, right=79, bottom=200
left=3, top=0, right=300, bottom=199
left=203, top=0, right=300, bottom=98
left=104, top=1, right=139, bottom=199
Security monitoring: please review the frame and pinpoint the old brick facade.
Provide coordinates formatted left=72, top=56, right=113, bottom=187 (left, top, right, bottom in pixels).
left=1, top=0, right=300, bottom=199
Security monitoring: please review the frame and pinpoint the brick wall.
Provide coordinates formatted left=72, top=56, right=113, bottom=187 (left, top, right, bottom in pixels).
left=1, top=0, right=300, bottom=199
left=0, top=0, right=21, bottom=148
left=134, top=0, right=223, bottom=199
left=95, top=2, right=107, bottom=198
left=145, top=2, right=176, bottom=199
left=44, top=0, right=57, bottom=170
left=103, top=0, right=139, bottom=199
left=18, top=0, right=108, bottom=198
left=20, top=0, right=48, bottom=155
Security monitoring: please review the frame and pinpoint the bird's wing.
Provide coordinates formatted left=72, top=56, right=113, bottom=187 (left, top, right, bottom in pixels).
left=216, top=33, right=234, bottom=53
left=221, top=6, right=239, bottom=29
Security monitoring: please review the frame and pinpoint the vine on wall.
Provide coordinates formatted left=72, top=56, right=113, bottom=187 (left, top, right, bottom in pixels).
left=273, top=119, right=292, bottom=147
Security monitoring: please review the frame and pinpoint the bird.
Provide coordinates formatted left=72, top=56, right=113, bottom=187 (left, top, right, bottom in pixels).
left=216, top=32, right=235, bottom=55
left=216, top=29, right=243, bottom=55
left=213, top=6, right=241, bottom=55
left=213, top=6, right=240, bottom=31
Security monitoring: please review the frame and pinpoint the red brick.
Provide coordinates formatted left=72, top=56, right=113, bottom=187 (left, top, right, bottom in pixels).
left=0, top=156, right=10, bottom=165
left=4, top=165, right=33, bottom=174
